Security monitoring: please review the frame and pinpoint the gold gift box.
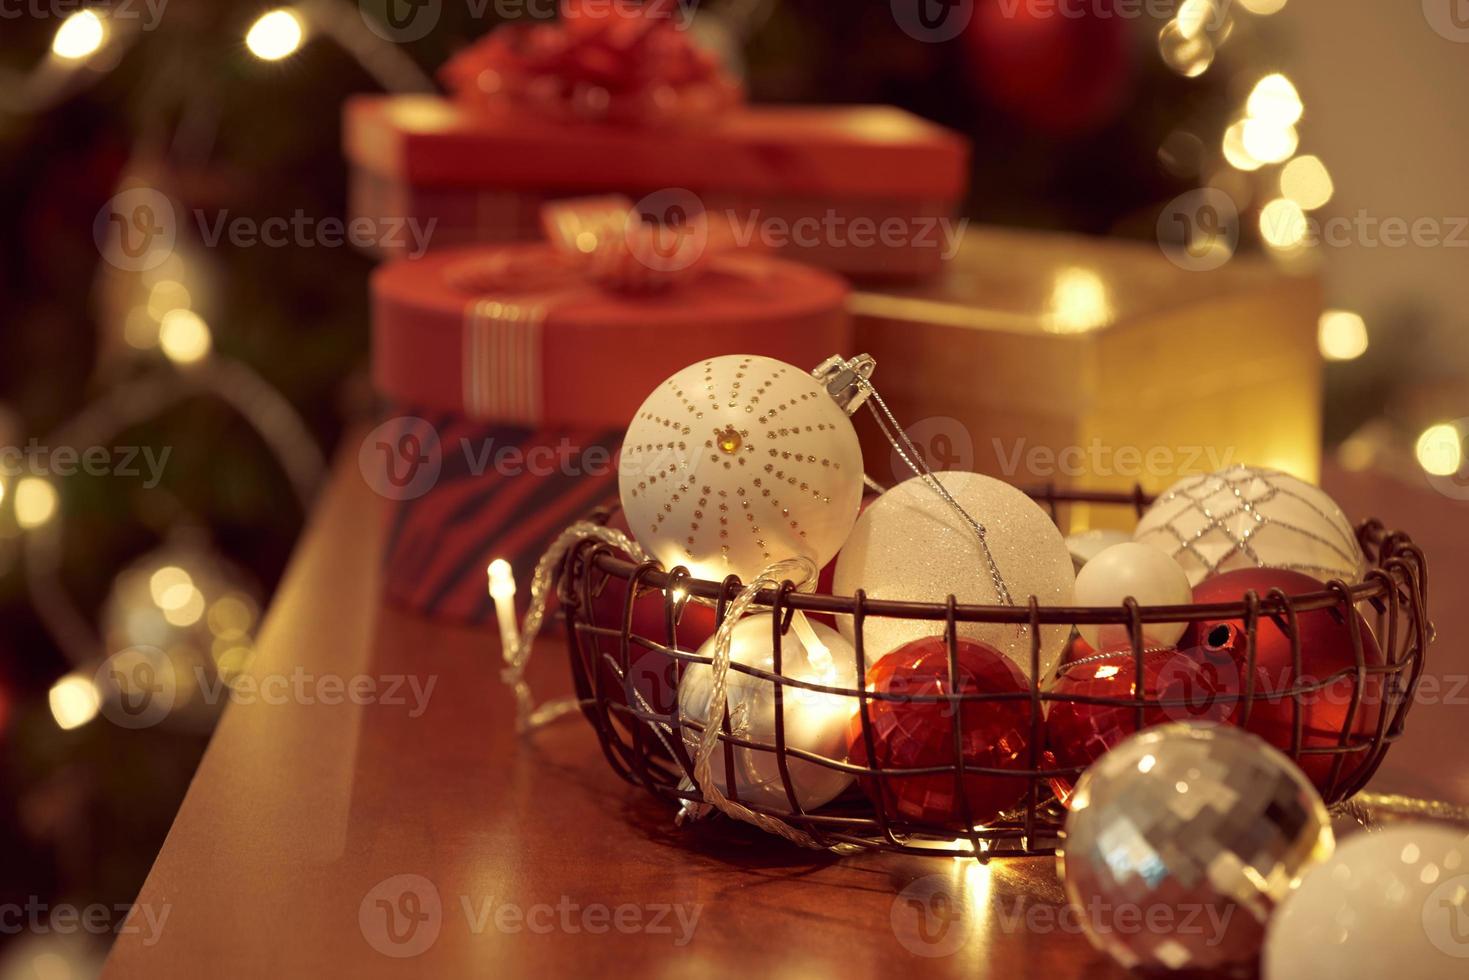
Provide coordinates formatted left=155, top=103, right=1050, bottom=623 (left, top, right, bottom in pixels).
left=850, top=227, right=1323, bottom=530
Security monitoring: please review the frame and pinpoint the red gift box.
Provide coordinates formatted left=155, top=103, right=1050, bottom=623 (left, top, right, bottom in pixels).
left=369, top=200, right=851, bottom=622
left=344, top=11, right=968, bottom=281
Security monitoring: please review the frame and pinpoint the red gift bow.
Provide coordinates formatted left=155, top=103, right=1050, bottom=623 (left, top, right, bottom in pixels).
left=439, top=0, right=743, bottom=126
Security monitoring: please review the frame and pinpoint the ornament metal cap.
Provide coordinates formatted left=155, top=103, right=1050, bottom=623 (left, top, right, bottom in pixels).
left=811, top=353, right=876, bottom=415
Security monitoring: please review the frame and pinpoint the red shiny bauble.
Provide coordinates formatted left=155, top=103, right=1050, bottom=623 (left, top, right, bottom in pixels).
left=1046, top=637, right=1240, bottom=806
left=1181, top=569, right=1386, bottom=799
left=848, top=637, right=1034, bottom=830
left=964, top=0, right=1134, bottom=137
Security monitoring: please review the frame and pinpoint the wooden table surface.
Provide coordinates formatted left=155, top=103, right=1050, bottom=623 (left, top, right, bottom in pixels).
left=102, top=451, right=1469, bottom=979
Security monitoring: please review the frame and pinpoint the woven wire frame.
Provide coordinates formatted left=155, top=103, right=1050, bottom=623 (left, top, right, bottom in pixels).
left=559, top=487, right=1432, bottom=859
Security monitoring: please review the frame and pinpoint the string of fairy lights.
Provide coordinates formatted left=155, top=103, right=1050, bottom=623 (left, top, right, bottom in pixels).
left=1155, top=0, right=1465, bottom=481
left=4, top=3, right=426, bottom=735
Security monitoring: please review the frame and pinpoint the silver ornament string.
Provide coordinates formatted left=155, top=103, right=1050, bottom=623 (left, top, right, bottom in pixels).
left=501, top=520, right=650, bottom=733
left=685, top=555, right=859, bottom=853
left=824, top=356, right=1014, bottom=608
left=1331, top=792, right=1469, bottom=829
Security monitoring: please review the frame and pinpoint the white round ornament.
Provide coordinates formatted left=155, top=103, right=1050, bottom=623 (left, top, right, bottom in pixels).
left=1074, top=541, right=1192, bottom=649
left=677, top=614, right=858, bottom=811
left=1064, top=528, right=1131, bottom=572
left=831, top=471, right=1075, bottom=679
left=1264, top=824, right=1469, bottom=980
left=619, top=355, right=864, bottom=583
left=1133, top=465, right=1365, bottom=587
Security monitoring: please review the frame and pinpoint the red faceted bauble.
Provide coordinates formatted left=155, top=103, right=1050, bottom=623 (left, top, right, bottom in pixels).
left=848, top=637, right=1034, bottom=830
left=964, top=0, right=1134, bottom=137
left=1046, top=637, right=1240, bottom=806
left=1181, top=568, right=1386, bottom=799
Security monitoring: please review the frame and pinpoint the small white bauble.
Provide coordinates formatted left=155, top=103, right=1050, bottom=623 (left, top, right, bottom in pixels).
left=1064, top=528, right=1131, bottom=572
left=832, top=471, right=1076, bottom=680
left=1074, top=542, right=1192, bottom=650
left=1134, top=465, right=1366, bottom=587
left=678, top=615, right=858, bottom=811
left=1264, top=825, right=1469, bottom=980
left=619, top=355, right=865, bottom=583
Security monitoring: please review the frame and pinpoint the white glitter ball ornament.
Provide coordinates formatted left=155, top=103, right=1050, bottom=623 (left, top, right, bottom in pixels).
left=1073, top=541, right=1193, bottom=650
left=832, top=471, right=1075, bottom=679
left=1264, top=825, right=1469, bottom=980
left=678, top=615, right=859, bottom=811
left=1133, top=465, right=1366, bottom=587
left=619, top=355, right=865, bottom=583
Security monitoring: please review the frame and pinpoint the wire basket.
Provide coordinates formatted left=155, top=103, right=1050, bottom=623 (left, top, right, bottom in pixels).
left=557, top=486, right=1431, bottom=858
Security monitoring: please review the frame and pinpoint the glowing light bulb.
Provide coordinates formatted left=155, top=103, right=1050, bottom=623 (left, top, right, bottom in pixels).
left=246, top=9, right=304, bottom=61
left=1247, top=73, right=1304, bottom=127
left=159, top=309, right=212, bottom=364
left=53, top=9, right=106, bottom=60
left=50, top=673, right=101, bottom=730
left=1237, top=0, right=1288, bottom=15
left=1259, top=198, right=1308, bottom=249
left=1417, top=424, right=1464, bottom=477
left=14, top=477, right=58, bottom=529
left=1281, top=155, right=1334, bottom=210
left=1318, top=310, right=1369, bottom=362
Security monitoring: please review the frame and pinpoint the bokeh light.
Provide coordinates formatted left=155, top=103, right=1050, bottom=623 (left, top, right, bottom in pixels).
left=1158, top=20, right=1214, bottom=78
left=1045, top=267, right=1113, bottom=334
left=1247, top=73, right=1304, bottom=127
left=1259, top=198, right=1309, bottom=248
left=1318, top=310, right=1369, bottom=361
left=49, top=673, right=100, bottom=730
left=1237, top=0, right=1289, bottom=14
left=1280, top=155, right=1334, bottom=210
left=1222, top=120, right=1263, bottom=172
left=1241, top=118, right=1299, bottom=165
left=52, top=10, right=106, bottom=60
left=1416, top=423, right=1464, bottom=477
left=245, top=9, right=305, bottom=61
left=14, top=477, right=58, bottom=529
left=159, top=309, right=212, bottom=364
